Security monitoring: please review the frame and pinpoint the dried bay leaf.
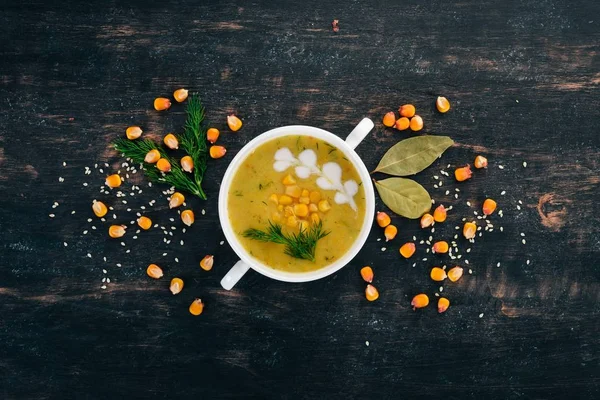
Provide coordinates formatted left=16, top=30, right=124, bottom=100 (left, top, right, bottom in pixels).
left=374, top=136, right=454, bottom=176
left=374, top=178, right=431, bottom=219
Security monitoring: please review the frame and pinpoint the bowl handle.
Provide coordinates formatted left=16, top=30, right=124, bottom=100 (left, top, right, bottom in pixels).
left=345, top=118, right=374, bottom=150
left=220, top=260, right=251, bottom=290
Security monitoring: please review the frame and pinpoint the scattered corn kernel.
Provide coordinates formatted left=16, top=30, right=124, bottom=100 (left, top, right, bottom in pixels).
left=436, top=96, right=451, bottom=113
left=420, top=213, right=434, bottom=228
left=318, top=200, right=331, bottom=213
left=200, top=255, right=214, bottom=271
left=105, top=174, right=122, bottom=188
left=272, top=212, right=282, bottom=223
left=282, top=174, right=296, bottom=185
left=376, top=211, right=391, bottom=228
left=365, top=284, right=379, bottom=301
left=310, top=213, right=320, bottom=224
left=285, top=185, right=302, bottom=198
left=173, top=88, right=188, bottom=103
left=360, top=266, right=374, bottom=283
left=430, top=267, right=447, bottom=281
left=433, top=205, right=447, bottom=222
left=92, top=200, right=108, bottom=217
left=309, top=204, right=318, bottom=213
left=269, top=194, right=279, bottom=204
left=438, top=297, right=450, bottom=313
left=169, top=277, right=184, bottom=294
left=293, top=203, right=309, bottom=217
left=169, top=192, right=185, bottom=209
left=433, top=241, right=449, bottom=253
left=180, top=156, right=194, bottom=173
left=395, top=117, right=410, bottom=131
left=209, top=145, right=227, bottom=159
left=410, top=115, right=423, bottom=131
left=411, top=293, right=429, bottom=310
left=455, top=165, right=473, bottom=182
left=309, top=191, right=321, bottom=203
left=299, top=220, right=309, bottom=232
left=206, top=128, right=220, bottom=144
left=144, top=149, right=160, bottom=164
left=163, top=133, right=179, bottom=149
left=154, top=97, right=171, bottom=111
left=227, top=114, right=243, bottom=131
left=286, top=215, right=298, bottom=227
left=146, top=264, right=163, bottom=279
left=301, top=189, right=309, bottom=197
left=108, top=225, right=126, bottom=238
left=156, top=158, right=171, bottom=172
left=137, top=216, right=152, bottom=230
left=463, top=222, right=476, bottom=239
left=447, top=266, right=464, bottom=282
left=399, top=242, right=416, bottom=258
left=181, top=210, right=195, bottom=226
left=384, top=225, right=397, bottom=242
left=482, top=199, right=497, bottom=215
left=283, top=206, right=294, bottom=218
left=277, top=205, right=284, bottom=212
left=399, top=104, right=416, bottom=118
left=189, top=298, right=204, bottom=316
left=279, top=195, right=293, bottom=205
left=382, top=111, right=396, bottom=127
left=299, top=196, right=310, bottom=205
left=125, top=126, right=142, bottom=140
left=474, top=155, right=488, bottom=169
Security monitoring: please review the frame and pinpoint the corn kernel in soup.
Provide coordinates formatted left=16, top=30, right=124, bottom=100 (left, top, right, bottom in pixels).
left=228, top=135, right=366, bottom=273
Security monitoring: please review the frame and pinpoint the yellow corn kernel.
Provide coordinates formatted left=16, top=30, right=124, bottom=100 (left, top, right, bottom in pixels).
left=206, top=128, right=220, bottom=144
left=447, top=266, right=464, bottom=282
left=144, top=149, right=160, bottom=164
left=92, top=200, right=108, bottom=217
left=180, top=155, right=194, bottom=173
left=309, top=204, right=319, bottom=213
left=209, top=145, right=227, bottom=159
left=277, top=205, right=284, bottom=212
left=272, top=212, right=282, bottom=223
left=411, top=294, right=429, bottom=310
left=294, top=203, right=309, bottom=217
left=154, top=97, right=171, bottom=111
left=146, top=264, right=163, bottom=279
left=301, top=189, right=309, bottom=198
left=200, top=255, right=214, bottom=271
left=438, top=297, right=450, bottom=313
left=474, top=155, right=488, bottom=169
left=455, top=165, right=473, bottom=182
left=105, top=174, right=122, bottom=188
left=382, top=111, right=396, bottom=127
left=310, top=213, right=320, bottom=224
left=137, top=216, right=152, bottom=230
left=163, top=133, right=179, bottom=149
left=286, top=215, right=298, bottom=227
left=285, top=185, right=302, bottom=198
left=227, top=114, right=243, bottom=131
left=169, top=192, right=185, bottom=209
left=169, top=277, right=184, bottom=295
left=420, top=213, right=434, bottom=228
left=376, top=211, right=391, bottom=228
left=126, top=126, right=143, bottom=140
left=156, top=158, right=171, bottom=172
left=384, top=225, right=397, bottom=242
left=282, top=174, right=296, bottom=185
left=108, top=224, right=126, bottom=238
left=299, top=220, right=309, bottom=232
left=318, top=200, right=331, bottom=213
left=189, top=298, right=204, bottom=316
left=309, top=191, right=321, bottom=204
left=181, top=210, right=195, bottom=226
left=173, top=88, right=188, bottom=103
left=299, top=196, right=310, bottom=205
left=365, top=284, right=380, bottom=301
left=463, top=222, right=476, bottom=239
left=269, top=194, right=279, bottom=204
left=284, top=206, right=295, bottom=217
left=432, top=241, right=449, bottom=253
left=430, top=267, right=447, bottom=281
left=436, top=96, right=451, bottom=113
left=433, top=205, right=447, bottom=222
left=483, top=198, right=497, bottom=215
left=399, top=242, right=416, bottom=258
left=360, top=266, right=374, bottom=283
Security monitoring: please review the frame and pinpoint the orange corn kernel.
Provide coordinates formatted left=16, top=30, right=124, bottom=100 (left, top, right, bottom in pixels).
left=169, top=192, right=185, bottom=209
left=146, top=264, right=163, bottom=279
left=163, top=133, right=179, bottom=149
left=227, top=114, right=243, bottom=131
left=411, top=293, right=429, bottom=310
left=474, top=155, right=488, bottom=169
left=463, top=222, right=476, bottom=239
left=173, top=88, right=188, bottom=103
left=420, top=213, right=434, bottom=228
left=436, top=96, right=450, bottom=113
left=399, top=104, right=416, bottom=118
left=210, top=145, right=227, bottom=159
left=376, top=211, right=391, bottom=228
left=137, top=216, right=152, bottom=230
left=170, top=277, right=184, bottom=295
left=200, top=255, right=214, bottom=271
left=433, top=205, right=447, bottom=222
left=189, top=298, right=204, bottom=316
left=483, top=199, right=497, bottom=215
left=455, top=165, right=472, bottom=182
left=430, top=267, right=447, bottom=281
left=433, top=241, right=449, bottom=254
left=156, top=158, right=171, bottom=172
left=144, top=149, right=160, bottom=164
left=384, top=225, right=398, bottom=242
left=360, top=266, right=374, bottom=283
left=181, top=210, right=195, bottom=226
left=365, top=284, right=379, bottom=301
left=395, top=117, right=410, bottom=131
left=92, top=200, right=108, bottom=217
left=126, top=126, right=143, bottom=140
left=108, top=224, right=126, bottom=238
left=410, top=115, right=423, bottom=131
left=180, top=155, right=194, bottom=173
left=154, top=97, right=171, bottom=111
left=282, top=174, right=296, bottom=185
left=438, top=297, right=450, bottom=313
left=399, top=242, right=416, bottom=258
left=447, top=266, right=464, bottom=282
left=382, top=112, right=396, bottom=127
left=206, top=128, right=220, bottom=144
left=105, top=174, right=122, bottom=188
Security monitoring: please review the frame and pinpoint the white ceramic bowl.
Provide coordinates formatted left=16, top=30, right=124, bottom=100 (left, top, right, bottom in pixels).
left=219, top=118, right=375, bottom=289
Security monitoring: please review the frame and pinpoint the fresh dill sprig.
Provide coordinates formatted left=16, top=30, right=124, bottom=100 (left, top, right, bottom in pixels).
left=242, top=221, right=330, bottom=262
left=112, top=94, right=208, bottom=199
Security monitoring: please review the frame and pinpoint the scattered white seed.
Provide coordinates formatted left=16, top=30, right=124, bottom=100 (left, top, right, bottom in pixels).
left=479, top=313, right=484, bottom=318
left=433, top=175, right=439, bottom=180
left=497, top=262, right=501, bottom=267
left=101, top=285, right=107, bottom=289
left=523, top=161, right=527, bottom=168
left=469, top=269, right=473, bottom=274
left=517, top=205, right=521, bottom=210
left=120, top=242, right=125, bottom=246
left=162, top=253, right=167, bottom=256
left=467, top=201, right=471, bottom=207
left=87, top=253, right=92, bottom=258
left=522, top=239, right=526, bottom=244
left=220, top=241, right=225, bottom=245
left=63, top=242, right=68, bottom=247
left=49, top=214, right=55, bottom=218
left=58, top=177, right=64, bottom=182
left=62, top=161, right=67, bottom=166
left=381, top=247, right=386, bottom=252
left=439, top=286, right=444, bottom=292
left=91, top=226, right=96, bottom=230
left=434, top=184, right=438, bottom=189
left=126, top=249, right=130, bottom=253
left=445, top=190, right=450, bottom=195
left=498, top=165, right=505, bottom=169
left=180, top=240, right=184, bottom=246
left=455, top=194, right=458, bottom=199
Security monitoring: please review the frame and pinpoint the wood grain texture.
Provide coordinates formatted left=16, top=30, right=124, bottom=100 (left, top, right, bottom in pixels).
left=1, top=0, right=599, bottom=398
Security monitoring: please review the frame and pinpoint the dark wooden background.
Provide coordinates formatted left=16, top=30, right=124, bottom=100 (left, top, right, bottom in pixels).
left=1, top=0, right=599, bottom=399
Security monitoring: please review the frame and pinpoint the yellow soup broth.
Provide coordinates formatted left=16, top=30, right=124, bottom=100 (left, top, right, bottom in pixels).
left=228, top=135, right=366, bottom=273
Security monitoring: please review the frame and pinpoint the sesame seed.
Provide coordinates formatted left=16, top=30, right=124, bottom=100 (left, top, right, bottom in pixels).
left=434, top=185, right=438, bottom=189
left=58, top=177, right=64, bottom=182
left=87, top=253, right=92, bottom=258
left=445, top=190, right=450, bottom=195
left=63, top=242, right=68, bottom=247
left=91, top=226, right=96, bottom=230
left=381, top=247, right=386, bottom=252
left=455, top=194, right=458, bottom=199
left=377, top=238, right=381, bottom=242
left=169, top=218, right=174, bottom=222
left=466, top=201, right=471, bottom=207
left=126, top=250, right=130, bottom=253
left=83, top=183, right=88, bottom=187
left=102, top=278, right=106, bottom=283
left=432, top=199, right=435, bottom=204
left=412, top=263, right=416, bottom=267
left=479, top=313, right=484, bottom=318
left=435, top=293, right=440, bottom=297
left=439, top=286, right=443, bottom=292
left=498, top=165, right=504, bottom=169
left=497, top=262, right=501, bottom=267
left=520, top=232, right=525, bottom=237
left=469, top=269, right=473, bottom=274
left=527, top=259, right=530, bottom=265
left=465, top=259, right=469, bottom=264
left=220, top=241, right=225, bottom=245
left=517, top=205, right=521, bottom=210
left=103, top=257, right=107, bottom=262
left=422, top=258, right=428, bottom=261
left=412, top=236, right=416, bottom=241
left=120, top=242, right=125, bottom=246
left=49, top=214, right=55, bottom=218
left=162, top=253, right=167, bottom=256
left=116, top=263, right=122, bottom=267
left=522, top=239, right=526, bottom=244
left=62, top=161, right=67, bottom=166
left=501, top=191, right=506, bottom=195
left=518, top=200, right=523, bottom=205
left=106, top=278, right=111, bottom=283
left=180, top=240, right=184, bottom=246
left=433, top=175, right=439, bottom=179
left=101, top=285, right=107, bottom=289
left=523, top=161, right=527, bottom=167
